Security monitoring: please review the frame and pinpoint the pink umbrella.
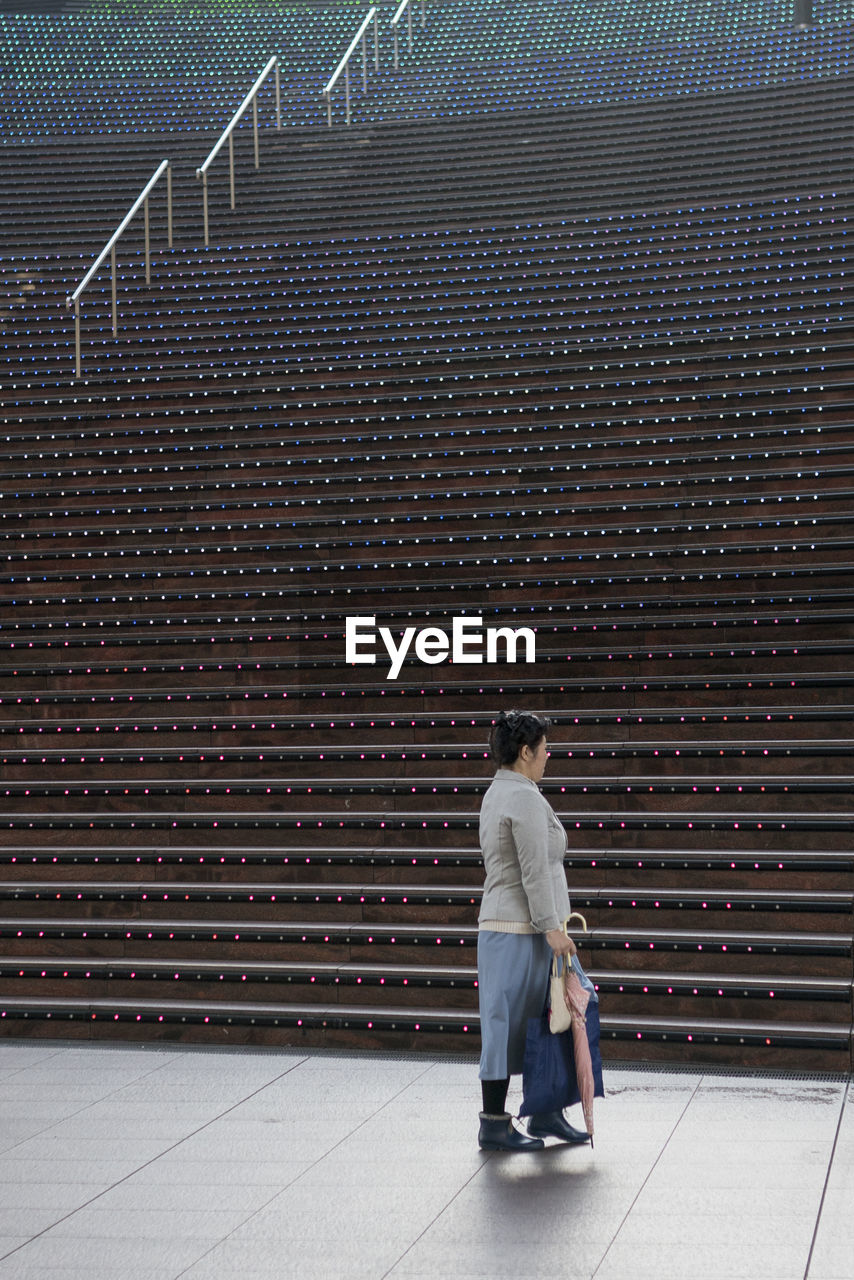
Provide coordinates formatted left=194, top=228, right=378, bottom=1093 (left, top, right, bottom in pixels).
left=563, top=965, right=596, bottom=1142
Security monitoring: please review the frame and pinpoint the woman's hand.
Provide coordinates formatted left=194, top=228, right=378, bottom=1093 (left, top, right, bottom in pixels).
left=545, top=928, right=577, bottom=957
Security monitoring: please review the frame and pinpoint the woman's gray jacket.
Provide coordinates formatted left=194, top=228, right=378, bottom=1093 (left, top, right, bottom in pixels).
left=478, top=767, right=570, bottom=934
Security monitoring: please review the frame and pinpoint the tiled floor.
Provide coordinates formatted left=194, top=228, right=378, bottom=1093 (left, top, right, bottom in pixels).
left=0, top=1040, right=850, bottom=1280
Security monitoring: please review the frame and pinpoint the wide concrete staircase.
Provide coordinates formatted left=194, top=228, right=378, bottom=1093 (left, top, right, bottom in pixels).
left=0, top=0, right=852, bottom=1070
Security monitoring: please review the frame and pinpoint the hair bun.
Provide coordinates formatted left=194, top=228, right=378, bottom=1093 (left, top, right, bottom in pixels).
left=497, top=710, right=523, bottom=729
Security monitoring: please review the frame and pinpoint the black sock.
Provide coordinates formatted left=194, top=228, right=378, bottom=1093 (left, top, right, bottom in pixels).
left=481, top=1077, right=510, bottom=1115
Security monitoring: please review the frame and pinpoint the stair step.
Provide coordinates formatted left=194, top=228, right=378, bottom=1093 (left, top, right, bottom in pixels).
left=0, top=994, right=849, bottom=1055
left=1, top=843, right=852, bottom=873
left=2, top=917, right=849, bottom=957
left=0, top=881, right=850, bottom=915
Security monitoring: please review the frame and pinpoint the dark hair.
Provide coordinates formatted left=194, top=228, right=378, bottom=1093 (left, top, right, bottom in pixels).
left=489, top=710, right=551, bottom=767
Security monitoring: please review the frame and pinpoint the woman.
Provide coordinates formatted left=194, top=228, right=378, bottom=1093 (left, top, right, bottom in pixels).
left=477, top=709, right=590, bottom=1151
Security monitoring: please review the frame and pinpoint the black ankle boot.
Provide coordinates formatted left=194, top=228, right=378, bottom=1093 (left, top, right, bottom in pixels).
left=527, top=1110, right=591, bottom=1144
left=478, top=1112, right=545, bottom=1152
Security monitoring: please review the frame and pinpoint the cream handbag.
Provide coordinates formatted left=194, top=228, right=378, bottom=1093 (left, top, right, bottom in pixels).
left=547, top=913, right=590, bottom=1035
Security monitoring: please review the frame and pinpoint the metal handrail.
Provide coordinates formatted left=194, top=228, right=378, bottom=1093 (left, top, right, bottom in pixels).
left=391, top=0, right=425, bottom=71
left=65, top=159, right=172, bottom=381
left=196, top=56, right=281, bottom=246
left=324, top=8, right=379, bottom=126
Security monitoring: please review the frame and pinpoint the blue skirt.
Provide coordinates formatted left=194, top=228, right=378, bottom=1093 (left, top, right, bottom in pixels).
left=477, top=930, right=551, bottom=1079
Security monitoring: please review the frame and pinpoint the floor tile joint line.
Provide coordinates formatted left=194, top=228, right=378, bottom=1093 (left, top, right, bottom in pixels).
left=173, top=1056, right=440, bottom=1280
left=0, top=1043, right=189, bottom=1164
left=0, top=1050, right=312, bottom=1267
left=803, top=1076, right=850, bottom=1280
left=590, top=1071, right=707, bottom=1279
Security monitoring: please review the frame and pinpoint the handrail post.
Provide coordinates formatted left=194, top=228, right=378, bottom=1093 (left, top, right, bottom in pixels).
left=143, top=195, right=151, bottom=285
left=391, top=0, right=425, bottom=67
left=345, top=62, right=351, bottom=126
left=361, top=30, right=367, bottom=92
left=74, top=298, right=81, bottom=381
left=228, top=132, right=236, bottom=210
left=110, top=243, right=117, bottom=336
left=374, top=9, right=379, bottom=71
left=275, top=59, right=281, bottom=129
left=325, top=90, right=332, bottom=128
left=252, top=94, right=260, bottom=169
left=202, top=171, right=209, bottom=248
left=167, top=161, right=173, bottom=249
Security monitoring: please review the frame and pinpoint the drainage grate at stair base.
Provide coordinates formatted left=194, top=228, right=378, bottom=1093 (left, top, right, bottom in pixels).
left=602, top=1060, right=852, bottom=1083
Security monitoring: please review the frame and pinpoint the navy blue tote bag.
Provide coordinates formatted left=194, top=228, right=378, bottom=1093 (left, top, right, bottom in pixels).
left=519, top=960, right=605, bottom=1117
